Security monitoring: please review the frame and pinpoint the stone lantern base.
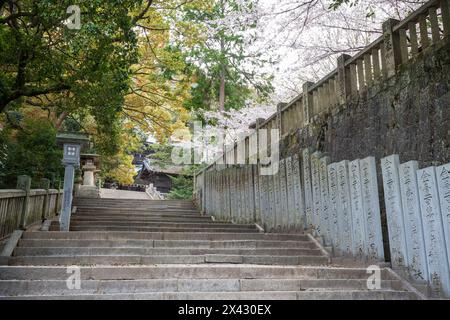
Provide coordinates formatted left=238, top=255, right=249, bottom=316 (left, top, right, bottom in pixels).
left=77, top=185, right=100, bottom=198
left=76, top=158, right=101, bottom=198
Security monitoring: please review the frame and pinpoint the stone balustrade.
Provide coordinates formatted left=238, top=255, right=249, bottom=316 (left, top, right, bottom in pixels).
left=198, top=0, right=450, bottom=173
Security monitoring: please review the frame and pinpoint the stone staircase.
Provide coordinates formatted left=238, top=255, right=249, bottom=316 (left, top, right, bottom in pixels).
left=0, top=198, right=421, bottom=299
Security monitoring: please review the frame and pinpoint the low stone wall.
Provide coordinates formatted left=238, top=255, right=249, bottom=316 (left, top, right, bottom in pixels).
left=0, top=189, right=62, bottom=239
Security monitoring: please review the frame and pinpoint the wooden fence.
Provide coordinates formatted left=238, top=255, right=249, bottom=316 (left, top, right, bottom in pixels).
left=0, top=177, right=62, bottom=239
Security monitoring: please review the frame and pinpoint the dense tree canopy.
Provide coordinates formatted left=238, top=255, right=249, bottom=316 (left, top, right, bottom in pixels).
left=0, top=0, right=154, bottom=167
left=0, top=0, right=424, bottom=186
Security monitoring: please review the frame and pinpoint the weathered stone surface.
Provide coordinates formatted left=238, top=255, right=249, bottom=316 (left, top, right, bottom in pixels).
left=279, top=159, right=288, bottom=229
left=336, top=160, right=353, bottom=256
left=225, top=168, right=232, bottom=221
left=360, top=157, right=384, bottom=262
left=327, top=163, right=340, bottom=252
left=253, top=165, right=261, bottom=224
left=292, top=154, right=305, bottom=229
left=417, top=167, right=450, bottom=297
left=259, top=170, right=270, bottom=229
left=285, top=157, right=296, bottom=228
left=267, top=166, right=276, bottom=230
left=273, top=163, right=281, bottom=230
left=436, top=163, right=450, bottom=277
left=236, top=167, right=243, bottom=222
left=244, top=166, right=251, bottom=222
left=284, top=40, right=450, bottom=169
left=0, top=194, right=425, bottom=300
left=229, top=168, right=236, bottom=222
left=319, top=156, right=331, bottom=245
left=381, top=155, right=408, bottom=268
left=302, top=148, right=314, bottom=229
left=349, top=160, right=366, bottom=258
left=399, top=161, right=428, bottom=282
left=311, top=152, right=322, bottom=235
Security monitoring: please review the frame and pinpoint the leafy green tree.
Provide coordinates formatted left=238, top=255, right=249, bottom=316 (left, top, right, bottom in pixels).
left=0, top=0, right=158, bottom=158
left=166, top=165, right=202, bottom=199
left=167, top=174, right=193, bottom=199
left=0, top=117, right=63, bottom=188
left=183, top=0, right=274, bottom=112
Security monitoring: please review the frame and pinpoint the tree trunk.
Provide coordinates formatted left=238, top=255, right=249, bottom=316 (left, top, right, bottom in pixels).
left=55, top=111, right=69, bottom=130
left=218, top=36, right=226, bottom=112
left=219, top=65, right=226, bottom=112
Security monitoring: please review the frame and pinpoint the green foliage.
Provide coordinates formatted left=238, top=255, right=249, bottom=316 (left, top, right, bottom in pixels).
left=167, top=174, right=193, bottom=199
left=0, top=117, right=63, bottom=188
left=0, top=0, right=144, bottom=150
left=144, top=144, right=174, bottom=168
left=167, top=164, right=203, bottom=199
left=0, top=0, right=274, bottom=189
left=184, top=68, right=254, bottom=112
left=328, top=0, right=375, bottom=18
left=328, top=0, right=360, bottom=10
left=182, top=0, right=274, bottom=112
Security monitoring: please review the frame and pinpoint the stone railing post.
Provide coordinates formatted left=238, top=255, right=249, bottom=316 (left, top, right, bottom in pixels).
left=276, top=103, right=286, bottom=135
left=60, top=163, right=76, bottom=231
left=253, top=118, right=264, bottom=224
left=40, top=178, right=50, bottom=220
left=382, top=18, right=402, bottom=78
left=255, top=118, right=264, bottom=165
left=54, top=178, right=62, bottom=216
left=202, top=171, right=206, bottom=214
left=337, top=54, right=352, bottom=104
left=17, top=175, right=31, bottom=229
left=302, top=82, right=314, bottom=125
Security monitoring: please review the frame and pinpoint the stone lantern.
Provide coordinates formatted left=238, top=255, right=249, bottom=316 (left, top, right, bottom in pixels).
left=77, top=153, right=101, bottom=198
left=83, top=160, right=96, bottom=186
left=56, top=133, right=90, bottom=231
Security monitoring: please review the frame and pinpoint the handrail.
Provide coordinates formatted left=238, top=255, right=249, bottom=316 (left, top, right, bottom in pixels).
left=0, top=188, right=63, bottom=239
left=309, top=69, right=339, bottom=92
left=393, top=0, right=440, bottom=33
left=344, top=36, right=384, bottom=67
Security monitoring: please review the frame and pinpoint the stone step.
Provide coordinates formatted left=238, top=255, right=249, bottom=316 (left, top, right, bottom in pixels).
left=71, top=216, right=213, bottom=223
left=74, top=198, right=194, bottom=205
left=75, top=208, right=199, bottom=212
left=0, top=265, right=396, bottom=281
left=75, top=203, right=198, bottom=208
left=13, top=247, right=323, bottom=257
left=64, top=221, right=255, bottom=229
left=0, top=290, right=417, bottom=300
left=7, top=254, right=330, bottom=266
left=61, top=226, right=260, bottom=233
left=74, top=209, right=201, bottom=215
left=73, top=213, right=207, bottom=220
left=0, top=279, right=405, bottom=296
left=22, top=231, right=310, bottom=241
left=18, top=239, right=317, bottom=249
left=74, top=203, right=196, bottom=207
